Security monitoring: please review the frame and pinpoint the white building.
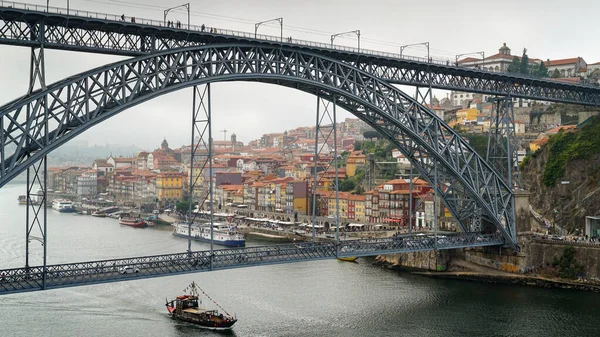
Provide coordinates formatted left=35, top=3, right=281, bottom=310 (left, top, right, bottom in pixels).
left=77, top=170, right=97, bottom=197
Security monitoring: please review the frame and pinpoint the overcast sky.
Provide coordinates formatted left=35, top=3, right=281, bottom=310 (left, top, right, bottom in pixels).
left=1, top=0, right=598, bottom=150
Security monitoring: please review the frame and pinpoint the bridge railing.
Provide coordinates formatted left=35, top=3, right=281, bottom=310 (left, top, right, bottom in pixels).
left=0, top=232, right=504, bottom=294
left=2, top=1, right=599, bottom=87
left=0, top=0, right=452, bottom=66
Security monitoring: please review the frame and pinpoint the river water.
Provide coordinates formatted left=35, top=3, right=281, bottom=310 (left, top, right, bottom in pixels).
left=0, top=184, right=599, bottom=337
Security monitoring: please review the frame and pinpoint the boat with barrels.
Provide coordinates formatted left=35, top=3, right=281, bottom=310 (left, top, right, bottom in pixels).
left=166, top=281, right=237, bottom=330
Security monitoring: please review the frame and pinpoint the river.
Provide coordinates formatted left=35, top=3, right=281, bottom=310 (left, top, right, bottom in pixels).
left=0, top=184, right=598, bottom=337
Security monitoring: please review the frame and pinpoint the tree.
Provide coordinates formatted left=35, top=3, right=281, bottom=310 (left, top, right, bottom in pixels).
left=362, top=130, right=380, bottom=140
left=339, top=179, right=355, bottom=192
left=519, top=48, right=529, bottom=75
left=507, top=56, right=521, bottom=73
left=551, top=69, right=561, bottom=78
left=557, top=246, right=584, bottom=279
left=176, top=199, right=192, bottom=213
left=535, top=61, right=548, bottom=77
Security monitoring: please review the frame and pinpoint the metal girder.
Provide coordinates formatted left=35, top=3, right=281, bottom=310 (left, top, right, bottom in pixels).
left=24, top=19, right=48, bottom=289
left=0, top=7, right=599, bottom=106
left=0, top=44, right=517, bottom=248
left=187, top=84, right=215, bottom=264
left=0, top=232, right=503, bottom=294
left=487, top=97, right=521, bottom=189
left=310, top=96, right=340, bottom=243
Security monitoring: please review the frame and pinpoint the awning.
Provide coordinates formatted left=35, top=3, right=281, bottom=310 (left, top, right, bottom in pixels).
left=349, top=223, right=364, bottom=227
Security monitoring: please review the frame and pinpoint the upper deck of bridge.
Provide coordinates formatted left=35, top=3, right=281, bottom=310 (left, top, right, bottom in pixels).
left=1, top=1, right=599, bottom=105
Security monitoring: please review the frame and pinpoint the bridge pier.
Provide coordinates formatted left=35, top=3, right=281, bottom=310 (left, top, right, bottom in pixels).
left=188, top=84, right=215, bottom=268
left=25, top=21, right=49, bottom=289
left=311, top=94, right=340, bottom=254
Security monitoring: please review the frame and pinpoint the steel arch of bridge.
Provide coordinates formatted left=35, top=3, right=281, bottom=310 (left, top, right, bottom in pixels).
left=0, top=44, right=517, bottom=247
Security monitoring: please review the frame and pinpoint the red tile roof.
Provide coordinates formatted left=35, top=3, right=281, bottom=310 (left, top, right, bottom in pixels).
left=545, top=57, right=579, bottom=66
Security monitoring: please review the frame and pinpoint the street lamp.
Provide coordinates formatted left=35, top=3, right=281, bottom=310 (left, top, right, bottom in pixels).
left=254, top=17, right=283, bottom=41
left=164, top=3, right=190, bottom=29
left=399, top=41, right=429, bottom=62
left=455, top=51, right=485, bottom=68
left=331, top=30, right=361, bottom=52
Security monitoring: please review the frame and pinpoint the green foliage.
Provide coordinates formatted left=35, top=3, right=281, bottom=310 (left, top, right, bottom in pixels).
left=519, top=49, right=530, bottom=74
left=557, top=246, right=584, bottom=279
left=459, top=133, right=490, bottom=158
left=535, top=61, right=548, bottom=77
left=542, top=117, right=600, bottom=186
left=362, top=130, right=380, bottom=140
left=519, top=155, right=530, bottom=169
left=507, top=56, right=521, bottom=73
left=175, top=199, right=192, bottom=212
left=551, top=69, right=561, bottom=78
left=339, top=178, right=355, bottom=192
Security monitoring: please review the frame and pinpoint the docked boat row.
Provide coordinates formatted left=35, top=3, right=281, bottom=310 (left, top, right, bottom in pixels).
left=172, top=222, right=245, bottom=247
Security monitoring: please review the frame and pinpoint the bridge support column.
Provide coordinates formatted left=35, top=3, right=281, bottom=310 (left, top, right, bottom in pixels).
left=486, top=96, right=520, bottom=188
left=188, top=84, right=214, bottom=269
left=311, top=95, right=340, bottom=250
left=25, top=22, right=48, bottom=289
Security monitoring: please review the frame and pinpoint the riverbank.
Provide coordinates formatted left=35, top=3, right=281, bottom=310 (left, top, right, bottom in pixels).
left=412, top=271, right=600, bottom=292
left=375, top=257, right=600, bottom=292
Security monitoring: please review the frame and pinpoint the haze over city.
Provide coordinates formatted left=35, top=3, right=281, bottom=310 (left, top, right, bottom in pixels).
left=0, top=0, right=598, bottom=149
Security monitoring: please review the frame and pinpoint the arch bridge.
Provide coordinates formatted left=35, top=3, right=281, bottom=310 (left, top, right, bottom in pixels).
left=1, top=2, right=598, bottom=293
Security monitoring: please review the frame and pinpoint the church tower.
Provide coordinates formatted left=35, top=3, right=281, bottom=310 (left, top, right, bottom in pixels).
left=231, top=133, right=237, bottom=151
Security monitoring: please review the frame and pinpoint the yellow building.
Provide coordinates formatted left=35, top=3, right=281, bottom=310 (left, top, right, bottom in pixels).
left=529, top=137, right=549, bottom=152
left=326, top=192, right=352, bottom=219
left=156, top=172, right=184, bottom=204
left=345, top=151, right=366, bottom=177
left=189, top=166, right=205, bottom=198
left=456, top=108, right=479, bottom=125
left=349, top=194, right=366, bottom=221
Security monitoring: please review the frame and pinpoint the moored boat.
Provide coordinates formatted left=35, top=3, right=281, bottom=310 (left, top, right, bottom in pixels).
left=17, top=195, right=27, bottom=205
left=52, top=199, right=76, bottom=213
left=119, top=217, right=147, bottom=228
left=172, top=222, right=245, bottom=247
left=337, top=257, right=358, bottom=262
left=166, top=281, right=237, bottom=330
left=91, top=211, right=107, bottom=217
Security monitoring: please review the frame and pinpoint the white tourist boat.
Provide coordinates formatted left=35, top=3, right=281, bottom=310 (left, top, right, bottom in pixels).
left=173, top=222, right=245, bottom=247
left=52, top=199, right=76, bottom=213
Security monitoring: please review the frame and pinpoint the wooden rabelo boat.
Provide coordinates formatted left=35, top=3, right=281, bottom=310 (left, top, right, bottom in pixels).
left=166, top=281, right=237, bottom=330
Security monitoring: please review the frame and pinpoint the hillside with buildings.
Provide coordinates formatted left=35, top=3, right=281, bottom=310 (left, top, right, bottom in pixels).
left=40, top=43, right=600, bottom=232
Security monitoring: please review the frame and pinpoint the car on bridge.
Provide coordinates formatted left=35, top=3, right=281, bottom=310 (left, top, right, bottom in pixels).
left=119, top=266, right=139, bottom=274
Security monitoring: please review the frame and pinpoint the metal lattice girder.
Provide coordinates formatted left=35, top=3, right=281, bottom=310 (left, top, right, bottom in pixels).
left=1, top=7, right=600, bottom=106
left=487, top=97, right=520, bottom=188
left=0, top=232, right=503, bottom=294
left=0, top=44, right=517, bottom=247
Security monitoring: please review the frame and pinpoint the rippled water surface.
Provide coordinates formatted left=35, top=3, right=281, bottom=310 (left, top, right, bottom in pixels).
left=1, top=184, right=599, bottom=337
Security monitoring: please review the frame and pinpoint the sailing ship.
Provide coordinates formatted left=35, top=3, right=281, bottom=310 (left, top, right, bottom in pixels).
left=166, top=281, right=237, bottom=330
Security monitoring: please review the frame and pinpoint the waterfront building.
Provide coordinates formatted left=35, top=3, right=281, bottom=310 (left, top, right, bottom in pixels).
left=76, top=170, right=98, bottom=197
left=156, top=172, right=184, bottom=206
left=345, top=151, right=366, bottom=177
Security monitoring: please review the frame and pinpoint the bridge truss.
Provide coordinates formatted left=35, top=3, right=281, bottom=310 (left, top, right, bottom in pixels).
left=0, top=45, right=517, bottom=249
left=0, top=5, right=599, bottom=106
left=0, top=233, right=503, bottom=295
